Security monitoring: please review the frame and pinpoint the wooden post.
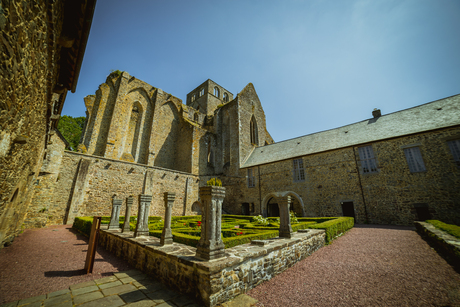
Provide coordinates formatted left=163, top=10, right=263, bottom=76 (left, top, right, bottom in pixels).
left=85, top=216, right=101, bottom=274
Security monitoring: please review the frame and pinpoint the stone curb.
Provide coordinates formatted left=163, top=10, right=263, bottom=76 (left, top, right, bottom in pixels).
left=414, top=221, right=460, bottom=263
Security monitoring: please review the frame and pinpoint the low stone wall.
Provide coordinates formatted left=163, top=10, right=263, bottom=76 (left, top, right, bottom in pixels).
left=414, top=221, right=460, bottom=263
left=98, top=228, right=325, bottom=306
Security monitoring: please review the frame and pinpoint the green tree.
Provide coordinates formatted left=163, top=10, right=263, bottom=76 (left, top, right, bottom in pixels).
left=57, top=115, right=85, bottom=151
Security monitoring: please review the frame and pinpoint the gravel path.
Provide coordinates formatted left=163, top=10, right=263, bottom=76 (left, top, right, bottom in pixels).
left=0, top=225, right=134, bottom=305
left=248, top=225, right=460, bottom=307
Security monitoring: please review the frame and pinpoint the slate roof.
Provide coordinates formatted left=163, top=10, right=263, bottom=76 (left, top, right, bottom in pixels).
left=242, top=94, right=460, bottom=168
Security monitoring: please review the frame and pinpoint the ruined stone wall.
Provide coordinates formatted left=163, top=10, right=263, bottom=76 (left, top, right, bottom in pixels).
left=236, top=83, right=270, bottom=165
left=49, top=151, right=200, bottom=223
left=0, top=0, right=64, bottom=245
left=227, top=127, right=460, bottom=225
left=26, top=132, right=67, bottom=227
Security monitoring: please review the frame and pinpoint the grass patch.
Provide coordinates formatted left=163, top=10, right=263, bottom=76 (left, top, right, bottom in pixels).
left=426, top=220, right=460, bottom=239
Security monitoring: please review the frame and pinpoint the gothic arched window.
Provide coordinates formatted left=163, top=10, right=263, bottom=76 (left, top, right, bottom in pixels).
left=214, top=87, right=220, bottom=97
left=250, top=116, right=258, bottom=145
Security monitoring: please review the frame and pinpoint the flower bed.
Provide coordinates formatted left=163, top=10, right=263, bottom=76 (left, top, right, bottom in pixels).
left=73, top=214, right=354, bottom=247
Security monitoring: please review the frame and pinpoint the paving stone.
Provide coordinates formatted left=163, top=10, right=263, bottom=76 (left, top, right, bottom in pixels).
left=98, top=280, right=122, bottom=290
left=155, top=302, right=177, bottom=307
left=119, top=290, right=148, bottom=303
left=71, top=285, right=99, bottom=296
left=114, top=270, right=143, bottom=279
left=221, top=294, right=258, bottom=307
left=120, top=276, right=136, bottom=284
left=18, top=301, right=42, bottom=307
left=171, top=295, right=197, bottom=307
left=102, top=283, right=137, bottom=296
left=78, top=295, right=125, bottom=307
left=73, top=291, right=104, bottom=305
left=70, top=281, right=96, bottom=290
left=46, top=300, right=72, bottom=307
left=138, top=281, right=165, bottom=294
left=124, top=299, right=156, bottom=307
left=18, top=294, right=46, bottom=306
left=94, top=276, right=118, bottom=285
left=0, top=301, right=18, bottom=307
left=146, top=289, right=178, bottom=304
left=43, top=293, right=71, bottom=306
left=47, top=289, right=70, bottom=299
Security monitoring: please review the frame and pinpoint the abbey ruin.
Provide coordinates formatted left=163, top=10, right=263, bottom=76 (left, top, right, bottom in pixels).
left=27, top=72, right=460, bottom=231
left=1, top=0, right=459, bottom=249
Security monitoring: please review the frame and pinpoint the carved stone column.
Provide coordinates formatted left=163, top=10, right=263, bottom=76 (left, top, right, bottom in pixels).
left=278, top=195, right=293, bottom=238
left=161, top=192, right=175, bottom=245
left=196, top=186, right=226, bottom=261
left=122, top=196, right=133, bottom=233
left=108, top=198, right=122, bottom=230
left=134, top=194, right=152, bottom=237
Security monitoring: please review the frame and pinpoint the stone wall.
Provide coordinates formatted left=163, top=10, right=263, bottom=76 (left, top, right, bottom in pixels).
left=26, top=131, right=67, bottom=227
left=36, top=151, right=200, bottom=225
left=98, top=227, right=325, bottom=307
left=228, top=126, right=460, bottom=225
left=0, top=0, right=64, bottom=245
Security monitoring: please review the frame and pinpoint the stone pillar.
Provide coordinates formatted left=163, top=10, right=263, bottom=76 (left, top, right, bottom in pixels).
left=278, top=195, right=293, bottom=238
left=161, top=192, right=175, bottom=245
left=122, top=196, right=133, bottom=233
left=108, top=198, right=122, bottom=230
left=134, top=194, right=152, bottom=237
left=196, top=186, right=226, bottom=261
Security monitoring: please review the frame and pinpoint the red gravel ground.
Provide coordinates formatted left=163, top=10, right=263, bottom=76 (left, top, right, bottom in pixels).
left=0, top=225, right=134, bottom=305
left=248, top=225, right=460, bottom=307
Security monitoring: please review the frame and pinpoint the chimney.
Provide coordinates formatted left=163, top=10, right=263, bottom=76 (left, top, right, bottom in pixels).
left=372, top=108, right=381, bottom=118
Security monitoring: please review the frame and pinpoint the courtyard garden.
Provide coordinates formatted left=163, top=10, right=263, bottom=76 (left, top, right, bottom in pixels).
left=73, top=214, right=354, bottom=248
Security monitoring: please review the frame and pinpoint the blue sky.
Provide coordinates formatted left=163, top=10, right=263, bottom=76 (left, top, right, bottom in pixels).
left=63, top=0, right=460, bottom=142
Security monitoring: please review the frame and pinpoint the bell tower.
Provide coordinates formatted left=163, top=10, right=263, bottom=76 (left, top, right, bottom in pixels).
left=186, top=79, right=233, bottom=115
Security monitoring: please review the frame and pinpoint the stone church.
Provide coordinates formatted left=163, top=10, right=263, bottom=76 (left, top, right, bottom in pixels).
left=26, top=71, right=460, bottom=229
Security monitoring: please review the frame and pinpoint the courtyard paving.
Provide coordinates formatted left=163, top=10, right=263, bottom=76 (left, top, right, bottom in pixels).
left=1, top=224, right=459, bottom=306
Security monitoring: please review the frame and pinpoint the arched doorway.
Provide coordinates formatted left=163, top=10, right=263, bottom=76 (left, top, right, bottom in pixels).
left=261, top=191, right=305, bottom=217
left=267, top=197, right=279, bottom=217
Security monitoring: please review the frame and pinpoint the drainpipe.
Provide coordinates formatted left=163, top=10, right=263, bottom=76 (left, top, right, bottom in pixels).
left=258, top=166, right=262, bottom=216
left=352, top=147, right=369, bottom=223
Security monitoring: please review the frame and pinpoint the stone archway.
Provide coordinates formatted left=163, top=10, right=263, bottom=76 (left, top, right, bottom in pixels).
left=191, top=201, right=202, bottom=214
left=261, top=191, right=305, bottom=217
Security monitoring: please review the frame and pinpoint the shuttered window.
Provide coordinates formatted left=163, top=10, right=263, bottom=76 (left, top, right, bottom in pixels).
left=358, top=145, right=378, bottom=174
left=247, top=168, right=255, bottom=188
left=447, top=139, right=460, bottom=168
left=404, top=147, right=426, bottom=173
left=293, top=159, right=305, bottom=182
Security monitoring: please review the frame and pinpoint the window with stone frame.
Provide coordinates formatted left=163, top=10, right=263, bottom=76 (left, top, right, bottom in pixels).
left=223, top=92, right=229, bottom=102
left=293, top=158, right=305, bottom=182
left=358, top=145, right=378, bottom=174
left=403, top=146, right=426, bottom=173
left=247, top=168, right=255, bottom=188
left=214, top=87, right=220, bottom=97
left=250, top=116, right=258, bottom=145
left=447, top=139, right=460, bottom=169
left=199, top=88, right=205, bottom=97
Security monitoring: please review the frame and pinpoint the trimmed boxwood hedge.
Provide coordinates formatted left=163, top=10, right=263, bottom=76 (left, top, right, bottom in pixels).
left=306, top=217, right=354, bottom=243
left=426, top=220, right=460, bottom=239
left=73, top=217, right=94, bottom=236
left=74, top=215, right=353, bottom=247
